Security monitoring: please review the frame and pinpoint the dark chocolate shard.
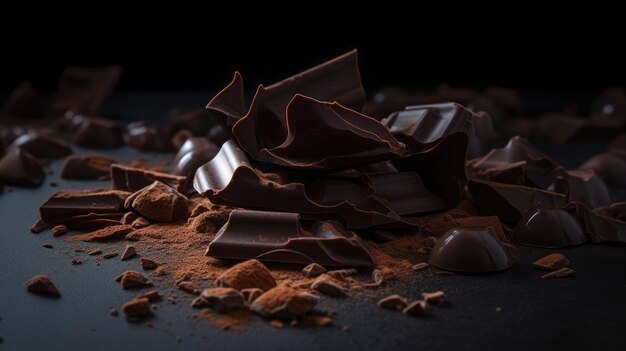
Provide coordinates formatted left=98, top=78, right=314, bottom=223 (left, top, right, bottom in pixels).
left=193, top=141, right=415, bottom=229
left=171, top=137, right=218, bottom=183
left=512, top=205, right=586, bottom=248
left=169, top=108, right=230, bottom=143
left=205, top=72, right=247, bottom=126
left=429, top=227, right=513, bottom=273
left=39, top=189, right=130, bottom=227
left=1, top=81, right=42, bottom=119
left=565, top=202, right=626, bottom=243
left=468, top=136, right=564, bottom=189
left=206, top=209, right=375, bottom=267
left=126, top=121, right=171, bottom=152
left=552, top=170, right=611, bottom=209
left=468, top=178, right=567, bottom=224
left=111, top=164, right=186, bottom=193
left=578, top=152, right=626, bottom=187
left=52, top=66, right=122, bottom=115
left=73, top=117, right=126, bottom=149
left=60, top=154, right=120, bottom=180
left=0, top=149, right=45, bottom=187
left=8, top=132, right=72, bottom=159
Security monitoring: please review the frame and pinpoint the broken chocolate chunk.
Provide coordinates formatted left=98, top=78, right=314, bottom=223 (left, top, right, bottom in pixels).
left=39, top=189, right=129, bottom=227
left=24, top=275, right=60, bottom=297
left=200, top=288, right=245, bottom=313
left=565, top=202, right=626, bottom=243
left=111, top=163, right=187, bottom=193
left=402, top=300, right=430, bottom=316
left=51, top=225, right=67, bottom=237
left=8, top=132, right=72, bottom=159
left=115, top=271, right=152, bottom=289
left=73, top=117, right=125, bottom=149
left=422, top=291, right=445, bottom=305
left=171, top=137, right=219, bottom=182
left=378, top=295, right=408, bottom=310
left=122, top=297, right=151, bottom=318
left=140, top=258, right=158, bottom=270
left=533, top=253, right=570, bottom=270
left=249, top=286, right=318, bottom=319
left=311, top=275, right=347, bottom=297
left=103, top=251, right=119, bottom=259
left=301, top=263, right=326, bottom=278
left=177, top=281, right=200, bottom=295
left=124, top=181, right=189, bottom=222
left=60, top=154, right=120, bottom=180
left=578, top=152, right=626, bottom=187
left=216, top=259, right=276, bottom=291
left=553, top=170, right=611, bottom=209
left=513, top=206, right=586, bottom=248
left=0, top=149, right=44, bottom=187
left=120, top=245, right=137, bottom=260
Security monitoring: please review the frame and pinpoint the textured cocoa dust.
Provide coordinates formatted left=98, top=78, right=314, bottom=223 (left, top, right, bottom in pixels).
left=196, top=309, right=258, bottom=331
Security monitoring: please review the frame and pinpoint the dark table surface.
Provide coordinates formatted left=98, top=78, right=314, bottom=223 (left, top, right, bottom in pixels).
left=1, top=92, right=625, bottom=351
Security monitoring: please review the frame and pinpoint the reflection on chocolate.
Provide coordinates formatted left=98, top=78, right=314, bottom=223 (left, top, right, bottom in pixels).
left=60, top=154, right=120, bottom=180
left=553, top=170, right=611, bottom=209
left=73, top=117, right=126, bottom=149
left=513, top=206, right=586, bottom=248
left=429, top=227, right=513, bottom=273
left=169, top=108, right=226, bottom=139
left=468, top=178, right=566, bottom=224
left=126, top=122, right=171, bottom=152
left=565, top=202, right=626, bottom=243
left=1, top=81, right=42, bottom=119
left=171, top=137, right=218, bottom=182
left=207, top=210, right=374, bottom=267
left=111, top=164, right=186, bottom=193
left=39, top=189, right=130, bottom=227
left=0, top=149, right=45, bottom=187
left=55, top=111, right=85, bottom=132
left=578, top=153, right=626, bottom=187
left=8, top=132, right=72, bottom=159
left=51, top=66, right=122, bottom=115
left=468, top=136, right=563, bottom=189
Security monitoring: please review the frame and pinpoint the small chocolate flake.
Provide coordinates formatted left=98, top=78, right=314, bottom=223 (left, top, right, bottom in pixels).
left=87, top=248, right=102, bottom=255
left=311, top=275, right=347, bottom=297
left=402, top=300, right=430, bottom=316
left=137, top=290, right=161, bottom=301
left=541, top=267, right=574, bottom=279
left=140, top=258, right=158, bottom=270
left=51, top=225, right=68, bottom=237
left=103, top=251, right=118, bottom=259
left=24, top=275, right=60, bottom=297
left=42, top=243, right=54, bottom=249
left=177, top=281, right=200, bottom=295
left=120, top=245, right=137, bottom=260
left=71, top=259, right=82, bottom=265
left=116, top=270, right=153, bottom=289
left=200, top=287, right=245, bottom=313
left=422, top=291, right=445, bottom=305
left=110, top=308, right=119, bottom=316
left=301, top=263, right=326, bottom=278
left=411, top=262, right=430, bottom=271
left=533, top=253, right=570, bottom=270
left=122, top=297, right=151, bottom=318
left=378, top=294, right=408, bottom=310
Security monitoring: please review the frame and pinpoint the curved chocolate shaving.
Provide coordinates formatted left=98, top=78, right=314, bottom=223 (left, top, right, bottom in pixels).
left=171, top=137, right=218, bottom=183
left=193, top=140, right=418, bottom=229
left=206, top=72, right=247, bottom=126
left=254, top=95, right=406, bottom=170
left=207, top=210, right=374, bottom=267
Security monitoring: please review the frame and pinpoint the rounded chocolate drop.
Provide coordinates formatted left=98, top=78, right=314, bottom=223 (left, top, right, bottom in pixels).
left=429, top=227, right=513, bottom=273
left=512, top=206, right=586, bottom=248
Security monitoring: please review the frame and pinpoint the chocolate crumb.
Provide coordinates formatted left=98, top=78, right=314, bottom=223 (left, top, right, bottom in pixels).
left=120, top=245, right=137, bottom=260
left=30, top=219, right=47, bottom=233
left=87, top=248, right=102, bottom=255
left=122, top=297, right=151, bottom=318
left=311, top=275, right=347, bottom=297
left=270, top=319, right=285, bottom=328
left=71, top=259, right=82, bottom=265
left=177, top=281, right=200, bottom=295
left=137, top=290, right=161, bottom=301
left=200, top=288, right=245, bottom=313
left=302, top=263, right=326, bottom=278
left=140, top=258, right=158, bottom=270
left=191, top=297, right=205, bottom=308
left=541, top=267, right=574, bottom=279
left=250, top=286, right=318, bottom=319
left=402, top=300, right=430, bottom=316
left=216, top=259, right=276, bottom=291
left=103, top=251, right=118, bottom=259
left=378, top=294, right=408, bottom=310
left=125, top=232, right=142, bottom=241
left=411, top=262, right=430, bottom=271
left=115, top=270, right=153, bottom=289
left=327, top=268, right=358, bottom=280
left=110, top=308, right=119, bottom=316
left=422, top=291, right=445, bottom=305
left=241, top=288, right=264, bottom=304
left=533, top=253, right=570, bottom=270
left=51, top=225, right=67, bottom=237
left=42, top=243, right=54, bottom=249
left=25, top=275, right=60, bottom=297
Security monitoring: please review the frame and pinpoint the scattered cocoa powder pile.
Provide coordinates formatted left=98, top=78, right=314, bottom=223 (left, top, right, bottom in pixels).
left=68, top=224, right=133, bottom=242
left=250, top=286, right=318, bottom=319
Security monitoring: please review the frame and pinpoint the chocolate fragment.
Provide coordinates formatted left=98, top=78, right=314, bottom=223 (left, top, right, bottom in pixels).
left=533, top=254, right=570, bottom=270
left=42, top=243, right=53, bottom=249
left=24, top=275, right=60, bottom=297
left=126, top=121, right=171, bottom=152
left=311, top=275, right=347, bottom=297
left=73, top=117, right=125, bottom=149
left=241, top=288, right=264, bottom=304
left=200, top=288, right=245, bottom=313
left=103, top=252, right=119, bottom=259
left=302, top=263, right=326, bottom=278
left=71, top=259, right=82, bottom=265
left=578, top=153, right=626, bottom=187
left=140, top=258, right=158, bottom=270
left=177, top=281, right=200, bottom=295
left=422, top=291, right=445, bottom=305
left=553, top=170, right=611, bottom=209
left=122, top=297, right=151, bottom=318
left=60, top=154, right=119, bottom=180
left=39, top=189, right=129, bottom=227
left=137, top=290, right=161, bottom=301
left=121, top=212, right=138, bottom=224
left=68, top=224, right=133, bottom=242
left=111, top=164, right=187, bottom=193
left=513, top=206, right=586, bottom=248
left=326, top=269, right=358, bottom=280
left=120, top=245, right=137, bottom=260
left=115, top=271, right=152, bottom=289
left=249, top=286, right=318, bottom=319
left=191, top=297, right=205, bottom=308
left=1, top=81, right=42, bottom=119
left=208, top=210, right=374, bottom=267
left=411, top=262, right=430, bottom=271
left=51, top=225, right=67, bottom=237
left=565, top=202, right=626, bottom=243
left=541, top=267, right=574, bottom=279
left=125, top=181, right=189, bottom=223
left=171, top=137, right=219, bottom=182
left=30, top=219, right=47, bottom=233
left=0, top=149, right=44, bottom=187
left=52, top=66, right=122, bottom=115
left=216, top=259, right=276, bottom=291
left=369, top=269, right=384, bottom=287
left=429, top=227, right=513, bottom=273
left=402, top=300, right=430, bottom=316
left=88, top=249, right=102, bottom=255
left=8, top=132, right=72, bottom=159
left=378, top=295, right=408, bottom=310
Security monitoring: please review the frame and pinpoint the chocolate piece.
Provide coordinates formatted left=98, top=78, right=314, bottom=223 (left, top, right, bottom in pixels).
left=52, top=66, right=122, bottom=115
left=121, top=212, right=138, bottom=224
left=200, top=288, right=245, bottom=313
left=541, top=267, right=574, bottom=279
left=121, top=245, right=137, bottom=260
left=51, top=225, right=67, bottom=237
left=578, top=153, right=626, bottom=187
left=68, top=224, right=133, bottom=242
left=533, top=253, right=570, bottom=270
left=24, top=275, right=60, bottom=297
left=512, top=206, right=586, bottom=248
left=31, top=219, right=47, bottom=233
left=177, top=281, right=200, bottom=295
left=111, top=164, right=187, bottom=193
left=310, top=275, right=347, bottom=297
left=115, top=271, right=152, bottom=289
left=411, top=262, right=430, bottom=271
left=103, top=252, right=119, bottom=259
left=137, top=290, right=161, bottom=301
left=422, top=291, right=445, bottom=305
left=39, top=189, right=129, bottom=227
left=553, top=170, right=611, bottom=209
left=73, top=117, right=126, bottom=149
left=126, top=121, right=171, bottom=152
left=565, top=202, right=626, bottom=243
left=249, top=286, right=318, bottom=319
left=468, top=179, right=566, bottom=224
left=42, top=243, right=53, bottom=249
left=0, top=149, right=44, bottom=187
left=468, top=136, right=563, bottom=189
left=140, top=258, right=158, bottom=270
left=378, top=295, right=408, bottom=310
left=241, top=288, right=264, bottom=304
left=169, top=108, right=229, bottom=142
left=301, top=263, right=326, bottom=278
left=71, top=259, right=82, bottom=265
left=88, top=249, right=102, bottom=255
left=207, top=210, right=374, bottom=267
left=1, top=81, right=42, bottom=119
left=171, top=137, right=218, bottom=182
left=429, top=227, right=513, bottom=273
left=60, top=154, right=120, bottom=180
left=402, top=300, right=430, bottom=316
left=216, top=259, right=276, bottom=291
left=124, top=181, right=189, bottom=222
left=8, top=132, right=72, bottom=159
left=122, top=298, right=151, bottom=318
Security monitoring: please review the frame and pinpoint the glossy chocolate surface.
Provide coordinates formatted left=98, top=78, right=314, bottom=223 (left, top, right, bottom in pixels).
left=8, top=132, right=72, bottom=159
left=111, top=164, right=186, bottom=193
left=513, top=206, right=586, bottom=248
left=0, top=148, right=45, bottom=187
left=39, top=189, right=130, bottom=227
left=60, top=154, right=120, bottom=180
left=171, top=137, right=218, bottom=182
left=73, top=117, right=126, bottom=149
